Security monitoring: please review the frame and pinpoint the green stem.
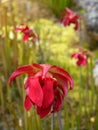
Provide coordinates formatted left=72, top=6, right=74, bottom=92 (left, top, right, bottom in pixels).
left=51, top=113, right=55, bottom=130
left=77, top=67, right=82, bottom=130
left=57, top=112, right=63, bottom=130
left=38, top=42, right=46, bottom=63
left=22, top=80, right=27, bottom=130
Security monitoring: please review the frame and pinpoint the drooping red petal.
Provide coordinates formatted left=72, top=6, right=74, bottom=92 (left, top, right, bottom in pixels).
left=37, top=105, right=51, bottom=118
left=24, top=96, right=34, bottom=111
left=22, top=26, right=29, bottom=33
left=73, top=20, right=78, bottom=30
left=82, top=59, right=87, bottom=66
left=52, top=73, right=68, bottom=96
left=32, top=63, right=42, bottom=69
left=72, top=52, right=87, bottom=66
left=8, top=65, right=36, bottom=85
left=28, top=78, right=43, bottom=107
left=77, top=57, right=87, bottom=66
left=15, top=28, right=22, bottom=32
left=23, top=34, right=29, bottom=42
left=42, top=78, right=54, bottom=108
left=77, top=60, right=82, bottom=66
left=63, top=17, right=70, bottom=26
left=66, top=8, right=79, bottom=20
left=72, top=53, right=80, bottom=59
left=49, top=66, right=74, bottom=90
left=60, top=8, right=79, bottom=30
left=53, top=90, right=63, bottom=112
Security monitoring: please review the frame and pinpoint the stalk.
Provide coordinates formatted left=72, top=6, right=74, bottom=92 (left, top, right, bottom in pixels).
left=64, top=102, right=69, bottom=130
left=38, top=41, right=46, bottom=63
left=22, top=80, right=28, bottom=130
left=57, top=112, right=63, bottom=130
left=51, top=113, right=55, bottom=130
left=0, top=81, right=4, bottom=109
left=90, top=57, right=95, bottom=111
left=77, top=67, right=82, bottom=130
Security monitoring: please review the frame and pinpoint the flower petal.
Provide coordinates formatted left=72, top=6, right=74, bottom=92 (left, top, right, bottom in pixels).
left=60, top=8, right=79, bottom=30
left=24, top=96, right=34, bottom=111
left=37, top=106, right=51, bottom=118
left=28, top=78, right=43, bottom=107
left=23, top=34, right=29, bottom=42
left=32, top=63, right=42, bottom=70
left=72, top=52, right=87, bottom=66
left=15, top=28, right=22, bottom=32
left=73, top=20, right=79, bottom=30
left=53, top=90, right=63, bottom=112
left=8, top=65, right=35, bottom=85
left=42, top=78, right=54, bottom=108
left=77, top=58, right=87, bottom=66
left=49, top=66, right=74, bottom=90
left=53, top=73, right=68, bottom=96
left=72, top=53, right=79, bottom=58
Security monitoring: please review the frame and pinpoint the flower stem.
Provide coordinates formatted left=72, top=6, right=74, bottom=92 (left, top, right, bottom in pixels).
left=38, top=42, right=46, bottom=63
left=57, top=112, right=63, bottom=130
left=51, top=113, right=55, bottom=130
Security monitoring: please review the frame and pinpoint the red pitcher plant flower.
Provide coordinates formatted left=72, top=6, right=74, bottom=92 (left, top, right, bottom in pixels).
left=60, top=8, right=79, bottom=30
left=8, top=63, right=74, bottom=118
left=72, top=51, right=87, bottom=66
left=15, top=24, right=38, bottom=43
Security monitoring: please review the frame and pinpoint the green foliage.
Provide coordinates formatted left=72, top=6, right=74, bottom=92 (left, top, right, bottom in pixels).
left=37, top=0, right=74, bottom=17
left=47, top=0, right=73, bottom=17
left=33, top=19, right=78, bottom=66
left=48, top=0, right=73, bottom=16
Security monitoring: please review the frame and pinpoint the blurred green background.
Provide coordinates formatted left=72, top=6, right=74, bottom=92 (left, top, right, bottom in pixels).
left=0, top=0, right=98, bottom=130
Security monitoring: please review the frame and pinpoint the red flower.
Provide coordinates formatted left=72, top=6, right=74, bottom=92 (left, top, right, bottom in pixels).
left=60, top=8, right=79, bottom=30
left=15, top=24, right=38, bottom=43
left=8, top=64, right=74, bottom=118
left=72, top=52, right=87, bottom=66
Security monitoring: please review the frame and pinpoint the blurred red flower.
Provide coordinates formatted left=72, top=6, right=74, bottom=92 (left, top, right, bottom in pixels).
left=60, top=8, right=79, bottom=30
left=72, top=51, right=87, bottom=66
left=15, top=24, right=38, bottom=43
left=8, top=63, right=74, bottom=118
